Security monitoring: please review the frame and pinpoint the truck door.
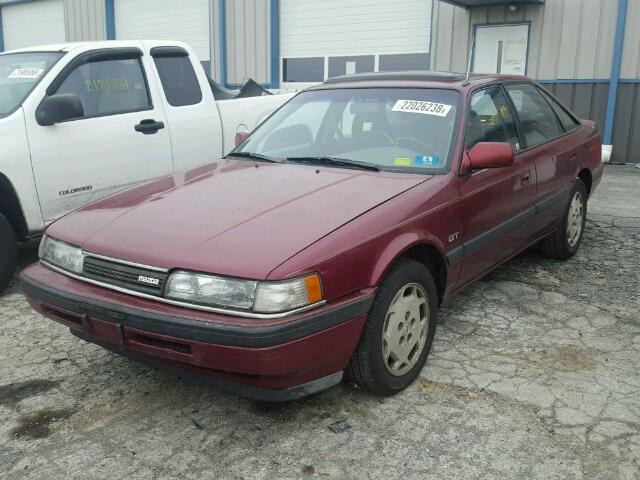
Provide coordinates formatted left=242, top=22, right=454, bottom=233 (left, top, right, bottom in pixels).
left=146, top=43, right=224, bottom=171
left=25, top=48, right=174, bottom=222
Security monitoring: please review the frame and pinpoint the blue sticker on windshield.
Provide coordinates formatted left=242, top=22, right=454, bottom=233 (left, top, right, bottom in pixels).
left=415, top=155, right=442, bottom=167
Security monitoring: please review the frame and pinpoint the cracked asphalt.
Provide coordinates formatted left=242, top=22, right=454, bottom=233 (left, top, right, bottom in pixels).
left=1, top=165, right=638, bottom=479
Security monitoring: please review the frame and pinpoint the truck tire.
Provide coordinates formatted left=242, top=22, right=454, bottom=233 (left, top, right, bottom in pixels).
left=0, top=214, right=18, bottom=293
left=541, top=179, right=587, bottom=261
left=346, top=258, right=438, bottom=396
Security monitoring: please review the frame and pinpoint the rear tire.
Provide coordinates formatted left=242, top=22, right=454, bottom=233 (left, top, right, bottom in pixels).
left=0, top=214, right=18, bottom=293
left=541, top=179, right=587, bottom=260
left=347, top=258, right=438, bottom=396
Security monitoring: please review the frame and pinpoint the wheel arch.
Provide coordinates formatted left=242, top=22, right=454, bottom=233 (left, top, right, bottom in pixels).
left=577, top=168, right=593, bottom=197
left=370, top=233, right=448, bottom=306
left=0, top=173, right=28, bottom=241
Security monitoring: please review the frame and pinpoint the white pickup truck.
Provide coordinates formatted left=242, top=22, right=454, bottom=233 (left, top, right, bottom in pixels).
left=0, top=40, right=293, bottom=291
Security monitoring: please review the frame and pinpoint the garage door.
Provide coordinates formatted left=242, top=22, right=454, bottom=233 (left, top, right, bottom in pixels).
left=1, top=0, right=65, bottom=51
left=280, top=0, right=432, bottom=85
left=114, top=0, right=211, bottom=67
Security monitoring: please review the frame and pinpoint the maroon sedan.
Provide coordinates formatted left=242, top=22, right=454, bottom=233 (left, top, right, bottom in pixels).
left=22, top=72, right=603, bottom=401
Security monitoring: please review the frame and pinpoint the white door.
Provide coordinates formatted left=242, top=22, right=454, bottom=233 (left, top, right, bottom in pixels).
left=25, top=50, right=174, bottom=222
left=1, top=0, right=65, bottom=50
left=473, top=24, right=529, bottom=75
left=114, top=0, right=211, bottom=71
left=280, top=0, right=432, bottom=88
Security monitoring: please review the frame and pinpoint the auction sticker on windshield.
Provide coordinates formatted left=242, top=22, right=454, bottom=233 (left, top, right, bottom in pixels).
left=392, top=100, right=452, bottom=117
left=8, top=68, right=45, bottom=79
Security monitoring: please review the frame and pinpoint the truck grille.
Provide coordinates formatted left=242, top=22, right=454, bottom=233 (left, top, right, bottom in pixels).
left=82, top=256, right=168, bottom=296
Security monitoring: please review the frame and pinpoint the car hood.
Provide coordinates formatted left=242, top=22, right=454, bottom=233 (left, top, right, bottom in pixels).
left=47, top=159, right=431, bottom=279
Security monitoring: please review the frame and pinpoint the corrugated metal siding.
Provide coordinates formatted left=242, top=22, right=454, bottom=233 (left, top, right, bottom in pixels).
left=225, top=0, right=270, bottom=85
left=63, top=0, right=105, bottom=41
left=611, top=84, right=640, bottom=163
left=431, top=0, right=470, bottom=72
left=432, top=0, right=616, bottom=80
left=621, top=0, right=640, bottom=79
left=541, top=83, right=609, bottom=132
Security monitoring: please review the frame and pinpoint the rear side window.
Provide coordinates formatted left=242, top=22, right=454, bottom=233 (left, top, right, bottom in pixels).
left=466, top=86, right=520, bottom=151
left=55, top=57, right=151, bottom=118
left=540, top=88, right=580, bottom=132
left=505, top=84, right=563, bottom=148
left=153, top=54, right=202, bottom=107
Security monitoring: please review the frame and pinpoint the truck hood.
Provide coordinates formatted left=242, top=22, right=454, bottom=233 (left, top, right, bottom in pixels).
left=47, top=159, right=431, bottom=279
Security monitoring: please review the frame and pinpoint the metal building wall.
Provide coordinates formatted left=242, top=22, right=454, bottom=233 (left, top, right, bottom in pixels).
left=63, top=0, right=106, bottom=42
left=224, top=0, right=270, bottom=86
left=431, top=0, right=640, bottom=163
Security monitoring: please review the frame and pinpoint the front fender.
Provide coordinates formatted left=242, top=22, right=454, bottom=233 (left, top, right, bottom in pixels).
left=369, top=231, right=447, bottom=286
left=0, top=109, right=44, bottom=235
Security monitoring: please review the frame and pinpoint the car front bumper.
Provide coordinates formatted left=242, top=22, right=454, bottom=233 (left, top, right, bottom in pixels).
left=21, top=263, right=374, bottom=401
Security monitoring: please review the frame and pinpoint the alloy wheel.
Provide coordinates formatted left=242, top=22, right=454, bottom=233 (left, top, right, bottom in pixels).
left=381, top=282, right=429, bottom=376
left=567, top=191, right=584, bottom=248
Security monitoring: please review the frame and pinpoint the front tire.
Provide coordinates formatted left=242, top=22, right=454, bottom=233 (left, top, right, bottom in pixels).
left=347, top=258, right=438, bottom=396
left=541, top=179, right=587, bottom=260
left=0, top=214, right=18, bottom=293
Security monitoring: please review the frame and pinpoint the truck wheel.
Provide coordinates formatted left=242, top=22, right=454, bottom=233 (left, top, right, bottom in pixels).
left=347, top=258, right=438, bottom=396
left=541, top=179, right=587, bottom=260
left=0, top=214, right=18, bottom=293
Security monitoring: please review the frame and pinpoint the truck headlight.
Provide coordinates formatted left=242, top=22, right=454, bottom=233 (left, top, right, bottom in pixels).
left=165, top=271, right=323, bottom=314
left=39, top=235, right=84, bottom=274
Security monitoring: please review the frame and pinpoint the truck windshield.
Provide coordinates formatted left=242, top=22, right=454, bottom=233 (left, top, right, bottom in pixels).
left=233, top=88, right=460, bottom=172
left=0, top=52, right=64, bottom=117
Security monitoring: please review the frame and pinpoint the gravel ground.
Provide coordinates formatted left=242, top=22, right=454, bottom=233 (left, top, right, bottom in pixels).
left=1, top=165, right=638, bottom=480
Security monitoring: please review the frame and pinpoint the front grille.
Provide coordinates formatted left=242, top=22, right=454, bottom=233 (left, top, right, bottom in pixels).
left=82, top=256, right=168, bottom=296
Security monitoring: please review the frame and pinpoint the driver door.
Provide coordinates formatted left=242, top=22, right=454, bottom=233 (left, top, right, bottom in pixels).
left=456, top=85, right=536, bottom=286
left=25, top=49, right=174, bottom=222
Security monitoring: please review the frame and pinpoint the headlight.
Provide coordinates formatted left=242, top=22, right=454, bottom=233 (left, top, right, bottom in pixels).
left=39, top=235, right=84, bottom=273
left=165, top=271, right=323, bottom=314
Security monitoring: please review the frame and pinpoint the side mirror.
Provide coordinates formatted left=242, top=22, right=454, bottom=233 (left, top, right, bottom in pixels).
left=461, top=142, right=514, bottom=175
left=36, top=94, right=84, bottom=126
left=235, top=130, right=250, bottom=146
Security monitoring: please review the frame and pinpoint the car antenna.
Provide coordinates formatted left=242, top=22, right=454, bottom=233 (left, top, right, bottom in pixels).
left=463, top=32, right=476, bottom=85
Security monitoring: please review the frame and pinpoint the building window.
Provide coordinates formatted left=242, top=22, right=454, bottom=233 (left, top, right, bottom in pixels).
left=283, top=57, right=324, bottom=82
left=327, top=56, right=375, bottom=78
left=379, top=53, right=429, bottom=72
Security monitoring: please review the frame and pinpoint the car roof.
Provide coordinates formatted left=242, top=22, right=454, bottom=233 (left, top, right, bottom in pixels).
left=309, top=71, right=530, bottom=91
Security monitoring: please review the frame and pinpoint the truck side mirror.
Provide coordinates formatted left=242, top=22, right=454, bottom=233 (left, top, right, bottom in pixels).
left=460, top=142, right=514, bottom=175
left=36, top=94, right=84, bottom=126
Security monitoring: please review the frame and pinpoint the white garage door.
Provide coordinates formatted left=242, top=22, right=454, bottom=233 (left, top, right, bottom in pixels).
left=280, top=0, right=432, bottom=85
left=114, top=0, right=211, bottom=62
left=1, top=0, right=65, bottom=51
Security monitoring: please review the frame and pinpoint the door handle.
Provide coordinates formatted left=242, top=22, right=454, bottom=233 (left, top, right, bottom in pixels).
left=135, top=119, right=165, bottom=135
left=520, top=171, right=532, bottom=186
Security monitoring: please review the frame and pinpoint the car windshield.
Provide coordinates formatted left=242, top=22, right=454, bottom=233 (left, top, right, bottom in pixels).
left=0, top=52, right=64, bottom=117
left=233, top=88, right=460, bottom=172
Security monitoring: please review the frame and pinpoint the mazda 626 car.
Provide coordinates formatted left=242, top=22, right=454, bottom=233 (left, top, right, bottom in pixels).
left=22, top=71, right=603, bottom=401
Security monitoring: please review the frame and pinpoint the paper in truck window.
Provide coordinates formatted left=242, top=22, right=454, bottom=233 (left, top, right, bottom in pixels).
left=8, top=67, right=45, bottom=79
left=392, top=99, right=452, bottom=117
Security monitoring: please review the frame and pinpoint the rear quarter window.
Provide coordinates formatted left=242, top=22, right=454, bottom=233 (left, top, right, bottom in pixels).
left=539, top=88, right=580, bottom=132
left=153, top=54, right=202, bottom=107
left=505, top=83, right=564, bottom=148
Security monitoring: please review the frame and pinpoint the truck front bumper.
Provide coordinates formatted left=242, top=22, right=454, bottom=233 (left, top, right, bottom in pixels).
left=21, top=263, right=373, bottom=402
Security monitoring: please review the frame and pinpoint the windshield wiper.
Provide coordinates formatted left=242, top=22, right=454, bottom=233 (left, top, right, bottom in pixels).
left=285, top=156, right=380, bottom=172
left=226, top=151, right=280, bottom=163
